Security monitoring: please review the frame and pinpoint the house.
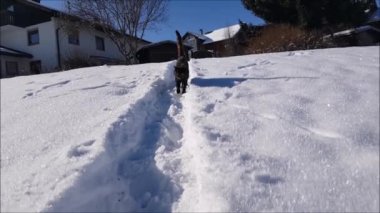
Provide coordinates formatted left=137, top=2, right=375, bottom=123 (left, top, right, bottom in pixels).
left=330, top=26, right=380, bottom=47
left=0, top=0, right=149, bottom=78
left=136, top=40, right=191, bottom=63
left=183, top=23, right=252, bottom=58
left=182, top=31, right=210, bottom=52
left=323, top=3, right=380, bottom=47
left=181, top=32, right=212, bottom=59
left=202, top=24, right=246, bottom=57
left=367, top=6, right=380, bottom=28
left=325, top=25, right=380, bottom=46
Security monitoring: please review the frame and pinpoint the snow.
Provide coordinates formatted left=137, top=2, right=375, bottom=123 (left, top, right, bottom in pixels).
left=1, top=46, right=379, bottom=212
left=203, top=24, right=241, bottom=44
left=331, top=25, right=380, bottom=37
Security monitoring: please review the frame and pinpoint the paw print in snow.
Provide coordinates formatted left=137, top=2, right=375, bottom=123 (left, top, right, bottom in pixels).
left=67, top=140, right=95, bottom=158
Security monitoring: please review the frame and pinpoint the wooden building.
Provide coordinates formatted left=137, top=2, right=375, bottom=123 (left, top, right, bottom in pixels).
left=182, top=23, right=257, bottom=58
left=323, top=7, right=380, bottom=47
left=136, top=40, right=191, bottom=63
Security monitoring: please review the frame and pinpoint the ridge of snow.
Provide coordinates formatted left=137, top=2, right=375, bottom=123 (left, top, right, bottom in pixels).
left=43, top=62, right=183, bottom=212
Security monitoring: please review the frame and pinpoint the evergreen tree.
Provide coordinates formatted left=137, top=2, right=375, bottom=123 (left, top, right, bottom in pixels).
left=241, top=0, right=298, bottom=25
left=241, top=0, right=376, bottom=28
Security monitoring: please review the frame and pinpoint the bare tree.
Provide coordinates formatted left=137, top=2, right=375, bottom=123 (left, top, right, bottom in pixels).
left=65, top=0, right=168, bottom=64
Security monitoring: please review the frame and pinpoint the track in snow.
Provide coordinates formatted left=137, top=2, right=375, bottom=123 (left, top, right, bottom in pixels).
left=44, top=63, right=188, bottom=212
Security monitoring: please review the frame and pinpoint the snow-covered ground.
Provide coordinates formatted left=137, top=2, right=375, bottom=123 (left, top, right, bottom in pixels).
left=1, top=46, right=379, bottom=212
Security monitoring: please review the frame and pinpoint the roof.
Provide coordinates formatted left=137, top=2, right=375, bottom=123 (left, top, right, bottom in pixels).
left=203, top=24, right=241, bottom=44
left=181, top=24, right=243, bottom=45
left=89, top=55, right=124, bottom=63
left=0, top=45, right=33, bottom=58
left=355, top=25, right=380, bottom=33
left=183, top=32, right=211, bottom=42
left=324, top=25, right=380, bottom=38
left=137, top=40, right=191, bottom=52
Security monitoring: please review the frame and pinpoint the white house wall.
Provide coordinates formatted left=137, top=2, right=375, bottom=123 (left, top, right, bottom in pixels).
left=0, top=19, right=59, bottom=73
left=0, top=55, right=30, bottom=77
left=1, top=16, right=148, bottom=76
left=55, top=19, right=126, bottom=64
left=55, top=18, right=149, bottom=65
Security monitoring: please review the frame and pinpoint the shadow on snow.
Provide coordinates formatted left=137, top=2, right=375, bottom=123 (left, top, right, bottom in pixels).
left=191, top=76, right=319, bottom=88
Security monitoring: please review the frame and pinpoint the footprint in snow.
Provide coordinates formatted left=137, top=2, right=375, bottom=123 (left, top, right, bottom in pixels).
left=22, top=92, right=34, bottom=99
left=255, top=174, right=284, bottom=185
left=237, top=63, right=257, bottom=69
left=258, top=59, right=273, bottom=65
left=113, top=88, right=130, bottom=96
left=41, top=80, right=71, bottom=90
left=80, top=82, right=110, bottom=91
left=240, top=153, right=253, bottom=162
left=203, top=103, right=215, bottom=113
left=67, top=140, right=95, bottom=158
left=103, top=107, right=112, bottom=111
left=224, top=92, right=233, bottom=100
left=29, top=80, right=71, bottom=97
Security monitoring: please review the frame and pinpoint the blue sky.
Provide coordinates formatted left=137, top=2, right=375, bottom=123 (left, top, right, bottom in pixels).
left=40, top=0, right=265, bottom=42
left=41, top=0, right=380, bottom=42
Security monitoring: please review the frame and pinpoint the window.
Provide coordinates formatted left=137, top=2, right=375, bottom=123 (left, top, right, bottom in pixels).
left=95, top=36, right=105, bottom=51
left=30, top=61, right=41, bottom=74
left=7, top=5, right=14, bottom=12
left=68, top=31, right=79, bottom=45
left=6, top=61, right=18, bottom=76
left=28, top=29, right=39, bottom=45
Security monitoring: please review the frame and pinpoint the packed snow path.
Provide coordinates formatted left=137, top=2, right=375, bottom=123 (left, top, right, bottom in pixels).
left=1, top=47, right=379, bottom=212
left=45, top=72, right=183, bottom=211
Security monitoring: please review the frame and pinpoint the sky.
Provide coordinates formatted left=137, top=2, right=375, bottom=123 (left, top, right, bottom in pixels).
left=40, top=0, right=265, bottom=42
left=40, top=0, right=380, bottom=42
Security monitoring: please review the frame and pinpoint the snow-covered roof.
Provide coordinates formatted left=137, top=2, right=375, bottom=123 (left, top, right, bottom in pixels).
left=184, top=32, right=211, bottom=41
left=332, top=29, right=355, bottom=36
left=329, top=25, right=380, bottom=37
left=203, top=24, right=241, bottom=44
left=0, top=46, right=33, bottom=58
left=184, top=24, right=242, bottom=44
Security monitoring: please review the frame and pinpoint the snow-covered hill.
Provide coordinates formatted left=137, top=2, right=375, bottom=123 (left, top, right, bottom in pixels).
left=1, top=46, right=379, bottom=212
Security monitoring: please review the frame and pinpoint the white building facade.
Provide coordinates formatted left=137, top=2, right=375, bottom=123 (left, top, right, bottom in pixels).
left=0, top=0, right=149, bottom=78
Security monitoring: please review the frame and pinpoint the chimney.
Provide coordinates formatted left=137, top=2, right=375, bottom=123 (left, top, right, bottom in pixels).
left=200, top=29, right=203, bottom=35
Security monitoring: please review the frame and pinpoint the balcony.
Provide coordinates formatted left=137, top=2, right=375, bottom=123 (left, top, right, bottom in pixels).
left=0, top=11, right=15, bottom=26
